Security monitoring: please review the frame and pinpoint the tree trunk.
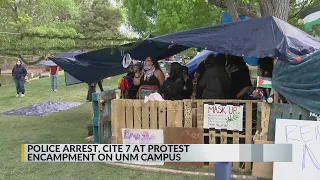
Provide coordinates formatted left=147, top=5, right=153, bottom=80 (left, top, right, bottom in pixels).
left=259, top=0, right=290, bottom=21
left=224, top=0, right=240, bottom=22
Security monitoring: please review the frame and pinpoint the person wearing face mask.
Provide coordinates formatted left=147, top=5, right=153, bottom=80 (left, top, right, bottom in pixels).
left=133, top=56, right=165, bottom=99
left=12, top=59, right=27, bottom=97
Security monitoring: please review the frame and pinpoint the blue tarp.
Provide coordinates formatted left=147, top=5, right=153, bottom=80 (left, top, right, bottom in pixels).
left=221, top=12, right=257, bottom=66
left=186, top=50, right=215, bottom=79
left=52, top=36, right=189, bottom=83
left=273, top=50, right=320, bottom=114
left=151, top=16, right=320, bottom=61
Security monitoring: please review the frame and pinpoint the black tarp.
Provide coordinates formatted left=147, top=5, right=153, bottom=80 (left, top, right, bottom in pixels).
left=51, top=36, right=188, bottom=83
left=49, top=52, right=85, bottom=85
left=150, top=16, right=320, bottom=61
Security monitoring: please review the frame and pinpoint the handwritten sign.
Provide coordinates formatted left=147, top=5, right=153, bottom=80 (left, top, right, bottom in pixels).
left=122, top=128, right=164, bottom=165
left=273, top=119, right=320, bottom=180
left=203, top=103, right=243, bottom=131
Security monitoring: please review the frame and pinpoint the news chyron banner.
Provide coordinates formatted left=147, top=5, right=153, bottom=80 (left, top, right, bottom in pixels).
left=21, top=144, right=292, bottom=163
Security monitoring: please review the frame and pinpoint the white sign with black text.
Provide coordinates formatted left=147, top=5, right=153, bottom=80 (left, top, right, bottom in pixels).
left=203, top=103, right=243, bottom=131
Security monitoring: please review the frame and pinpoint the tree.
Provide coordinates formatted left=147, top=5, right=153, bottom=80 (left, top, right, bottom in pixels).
left=123, top=0, right=319, bottom=36
left=0, top=0, right=79, bottom=55
left=77, top=0, right=123, bottom=38
left=122, top=0, right=221, bottom=36
left=208, top=0, right=290, bottom=22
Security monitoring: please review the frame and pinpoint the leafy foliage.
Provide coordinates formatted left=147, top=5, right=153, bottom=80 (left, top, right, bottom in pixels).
left=0, top=0, right=126, bottom=56
left=123, top=0, right=320, bottom=37
left=123, top=0, right=221, bottom=36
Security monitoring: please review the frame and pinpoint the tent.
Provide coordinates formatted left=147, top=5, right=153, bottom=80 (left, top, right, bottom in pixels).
left=150, top=16, right=320, bottom=61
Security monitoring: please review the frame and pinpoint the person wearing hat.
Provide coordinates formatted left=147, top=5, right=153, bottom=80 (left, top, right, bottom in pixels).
left=133, top=56, right=165, bottom=99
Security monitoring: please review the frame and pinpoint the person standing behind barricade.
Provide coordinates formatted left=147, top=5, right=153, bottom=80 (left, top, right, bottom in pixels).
left=158, top=62, right=185, bottom=100
left=133, top=56, right=165, bottom=99
left=226, top=55, right=252, bottom=100
left=182, top=65, right=193, bottom=99
left=50, top=65, right=59, bottom=92
left=12, top=59, right=27, bottom=97
left=194, top=59, right=207, bottom=99
left=126, top=63, right=141, bottom=99
left=252, top=57, right=287, bottom=103
left=197, top=54, right=230, bottom=99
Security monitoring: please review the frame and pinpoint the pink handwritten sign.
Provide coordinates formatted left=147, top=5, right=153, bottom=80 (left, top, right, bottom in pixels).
left=203, top=103, right=244, bottom=131
left=121, top=128, right=164, bottom=165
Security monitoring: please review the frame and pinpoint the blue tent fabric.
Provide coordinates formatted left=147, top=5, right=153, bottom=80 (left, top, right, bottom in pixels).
left=50, top=56, right=126, bottom=84
left=273, top=50, right=320, bottom=114
left=220, top=12, right=258, bottom=66
left=151, top=16, right=320, bottom=61
left=75, top=37, right=188, bottom=62
left=186, top=50, right=215, bottom=79
left=221, top=11, right=247, bottom=23
left=63, top=36, right=188, bottom=83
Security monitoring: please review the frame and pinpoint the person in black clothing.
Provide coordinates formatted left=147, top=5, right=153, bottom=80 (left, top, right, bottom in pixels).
left=181, top=65, right=193, bottom=99
left=158, top=62, right=185, bottom=100
left=133, top=57, right=165, bottom=99
left=194, top=58, right=207, bottom=99
left=133, top=57, right=165, bottom=87
left=126, top=63, right=141, bottom=99
left=197, top=54, right=230, bottom=99
left=252, top=57, right=275, bottom=101
left=12, top=59, right=27, bottom=97
left=226, top=55, right=252, bottom=99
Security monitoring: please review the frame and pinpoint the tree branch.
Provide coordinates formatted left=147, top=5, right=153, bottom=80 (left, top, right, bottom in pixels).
left=290, top=0, right=310, bottom=19
left=208, top=0, right=260, bottom=18
left=224, top=0, right=240, bottom=21
left=207, top=0, right=226, bottom=8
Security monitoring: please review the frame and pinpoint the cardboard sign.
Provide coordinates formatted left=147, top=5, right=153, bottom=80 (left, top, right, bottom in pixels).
left=273, top=119, right=320, bottom=180
left=122, top=128, right=164, bottom=166
left=257, top=76, right=272, bottom=89
left=163, top=127, right=203, bottom=167
left=203, top=103, right=243, bottom=131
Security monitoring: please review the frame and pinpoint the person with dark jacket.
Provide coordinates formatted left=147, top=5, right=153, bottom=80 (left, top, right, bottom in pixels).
left=226, top=55, right=252, bottom=99
left=182, top=66, right=193, bottom=99
left=158, top=62, right=185, bottom=100
left=197, top=54, right=230, bottom=99
left=12, top=59, right=27, bottom=97
left=194, top=59, right=207, bottom=99
left=126, top=63, right=141, bottom=99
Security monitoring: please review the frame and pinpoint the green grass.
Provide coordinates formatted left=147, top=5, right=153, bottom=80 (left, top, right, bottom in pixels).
left=0, top=73, right=213, bottom=180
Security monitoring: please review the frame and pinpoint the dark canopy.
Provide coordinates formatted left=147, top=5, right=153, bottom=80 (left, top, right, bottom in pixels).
left=151, top=16, right=320, bottom=61
left=50, top=56, right=125, bottom=84
left=75, top=35, right=188, bottom=62
left=53, top=36, right=188, bottom=83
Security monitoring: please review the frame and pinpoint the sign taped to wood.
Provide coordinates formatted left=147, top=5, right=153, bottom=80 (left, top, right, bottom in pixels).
left=122, top=128, right=164, bottom=165
left=203, top=103, right=244, bottom=131
left=273, top=119, right=320, bottom=180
